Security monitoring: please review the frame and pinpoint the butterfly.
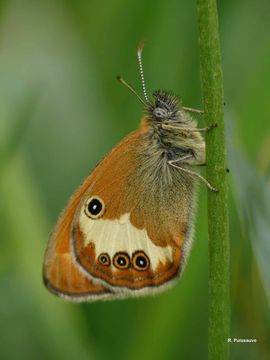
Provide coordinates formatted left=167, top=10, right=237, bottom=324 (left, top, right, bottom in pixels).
left=43, top=43, right=217, bottom=301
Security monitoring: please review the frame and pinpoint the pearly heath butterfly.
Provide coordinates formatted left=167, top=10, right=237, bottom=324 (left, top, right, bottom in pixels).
left=43, top=43, right=217, bottom=301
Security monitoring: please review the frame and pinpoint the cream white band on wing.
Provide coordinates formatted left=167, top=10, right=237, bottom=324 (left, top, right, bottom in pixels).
left=79, top=212, right=173, bottom=271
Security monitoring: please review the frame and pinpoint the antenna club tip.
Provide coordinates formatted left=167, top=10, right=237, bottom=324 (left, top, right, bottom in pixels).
left=116, top=75, right=123, bottom=83
left=137, top=41, right=145, bottom=56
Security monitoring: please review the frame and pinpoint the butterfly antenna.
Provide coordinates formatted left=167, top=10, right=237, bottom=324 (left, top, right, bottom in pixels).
left=137, top=41, right=149, bottom=103
left=116, top=76, right=148, bottom=107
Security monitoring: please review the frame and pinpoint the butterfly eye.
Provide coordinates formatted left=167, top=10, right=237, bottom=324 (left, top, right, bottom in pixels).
left=85, top=196, right=105, bottom=219
left=113, top=252, right=130, bottom=270
left=153, top=107, right=168, bottom=119
left=132, top=251, right=150, bottom=271
left=98, top=253, right=111, bottom=266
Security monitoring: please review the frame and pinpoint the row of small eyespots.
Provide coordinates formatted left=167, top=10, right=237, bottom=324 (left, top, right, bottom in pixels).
left=98, top=251, right=150, bottom=271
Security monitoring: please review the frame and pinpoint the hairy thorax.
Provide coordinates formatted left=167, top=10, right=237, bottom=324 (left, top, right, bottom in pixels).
left=140, top=115, right=205, bottom=167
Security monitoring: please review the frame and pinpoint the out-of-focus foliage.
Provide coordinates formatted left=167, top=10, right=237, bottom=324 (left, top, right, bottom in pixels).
left=0, top=0, right=269, bottom=359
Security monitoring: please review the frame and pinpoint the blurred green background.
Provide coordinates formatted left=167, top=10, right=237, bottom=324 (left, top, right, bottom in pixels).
left=0, top=0, right=270, bottom=359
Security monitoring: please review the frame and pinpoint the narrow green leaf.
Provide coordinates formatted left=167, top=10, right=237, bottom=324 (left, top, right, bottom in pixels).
left=228, top=144, right=270, bottom=301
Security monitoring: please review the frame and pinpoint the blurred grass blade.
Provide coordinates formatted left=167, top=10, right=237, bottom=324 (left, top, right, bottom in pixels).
left=0, top=90, right=40, bottom=175
left=228, top=128, right=270, bottom=301
left=0, top=154, right=97, bottom=359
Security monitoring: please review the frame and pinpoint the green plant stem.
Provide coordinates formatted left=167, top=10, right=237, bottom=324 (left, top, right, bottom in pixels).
left=196, top=1, right=230, bottom=359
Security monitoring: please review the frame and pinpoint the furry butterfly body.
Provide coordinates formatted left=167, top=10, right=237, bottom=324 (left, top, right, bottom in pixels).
left=43, top=89, right=210, bottom=301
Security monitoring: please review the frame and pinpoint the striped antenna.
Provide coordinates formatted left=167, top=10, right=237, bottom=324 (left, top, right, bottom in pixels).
left=116, top=76, right=148, bottom=107
left=137, top=42, right=149, bottom=103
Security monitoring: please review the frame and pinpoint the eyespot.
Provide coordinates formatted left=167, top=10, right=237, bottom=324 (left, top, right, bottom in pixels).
left=132, top=251, right=150, bottom=271
left=84, top=196, right=105, bottom=219
left=98, top=253, right=111, bottom=266
left=153, top=107, right=168, bottom=119
left=113, top=252, right=130, bottom=270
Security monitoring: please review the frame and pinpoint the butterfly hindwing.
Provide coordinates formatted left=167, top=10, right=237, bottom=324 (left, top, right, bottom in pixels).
left=69, top=126, right=196, bottom=297
left=44, top=123, right=197, bottom=300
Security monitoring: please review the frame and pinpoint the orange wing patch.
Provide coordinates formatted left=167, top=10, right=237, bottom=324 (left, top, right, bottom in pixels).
left=43, top=161, right=112, bottom=300
left=43, top=252, right=111, bottom=300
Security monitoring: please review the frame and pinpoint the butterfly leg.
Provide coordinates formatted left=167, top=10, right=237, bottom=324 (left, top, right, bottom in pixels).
left=182, top=101, right=226, bottom=114
left=182, top=106, right=204, bottom=114
left=162, top=123, right=217, bottom=132
left=168, top=156, right=218, bottom=192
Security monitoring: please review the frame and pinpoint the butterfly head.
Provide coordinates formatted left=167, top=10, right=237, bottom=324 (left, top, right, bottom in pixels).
left=146, top=90, right=182, bottom=123
left=118, top=44, right=184, bottom=124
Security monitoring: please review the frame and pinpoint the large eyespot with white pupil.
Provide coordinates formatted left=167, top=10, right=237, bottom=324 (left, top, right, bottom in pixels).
left=113, top=252, right=130, bottom=270
left=153, top=107, right=168, bottom=119
left=98, top=253, right=111, bottom=266
left=132, top=251, right=150, bottom=271
left=84, top=196, right=105, bottom=219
